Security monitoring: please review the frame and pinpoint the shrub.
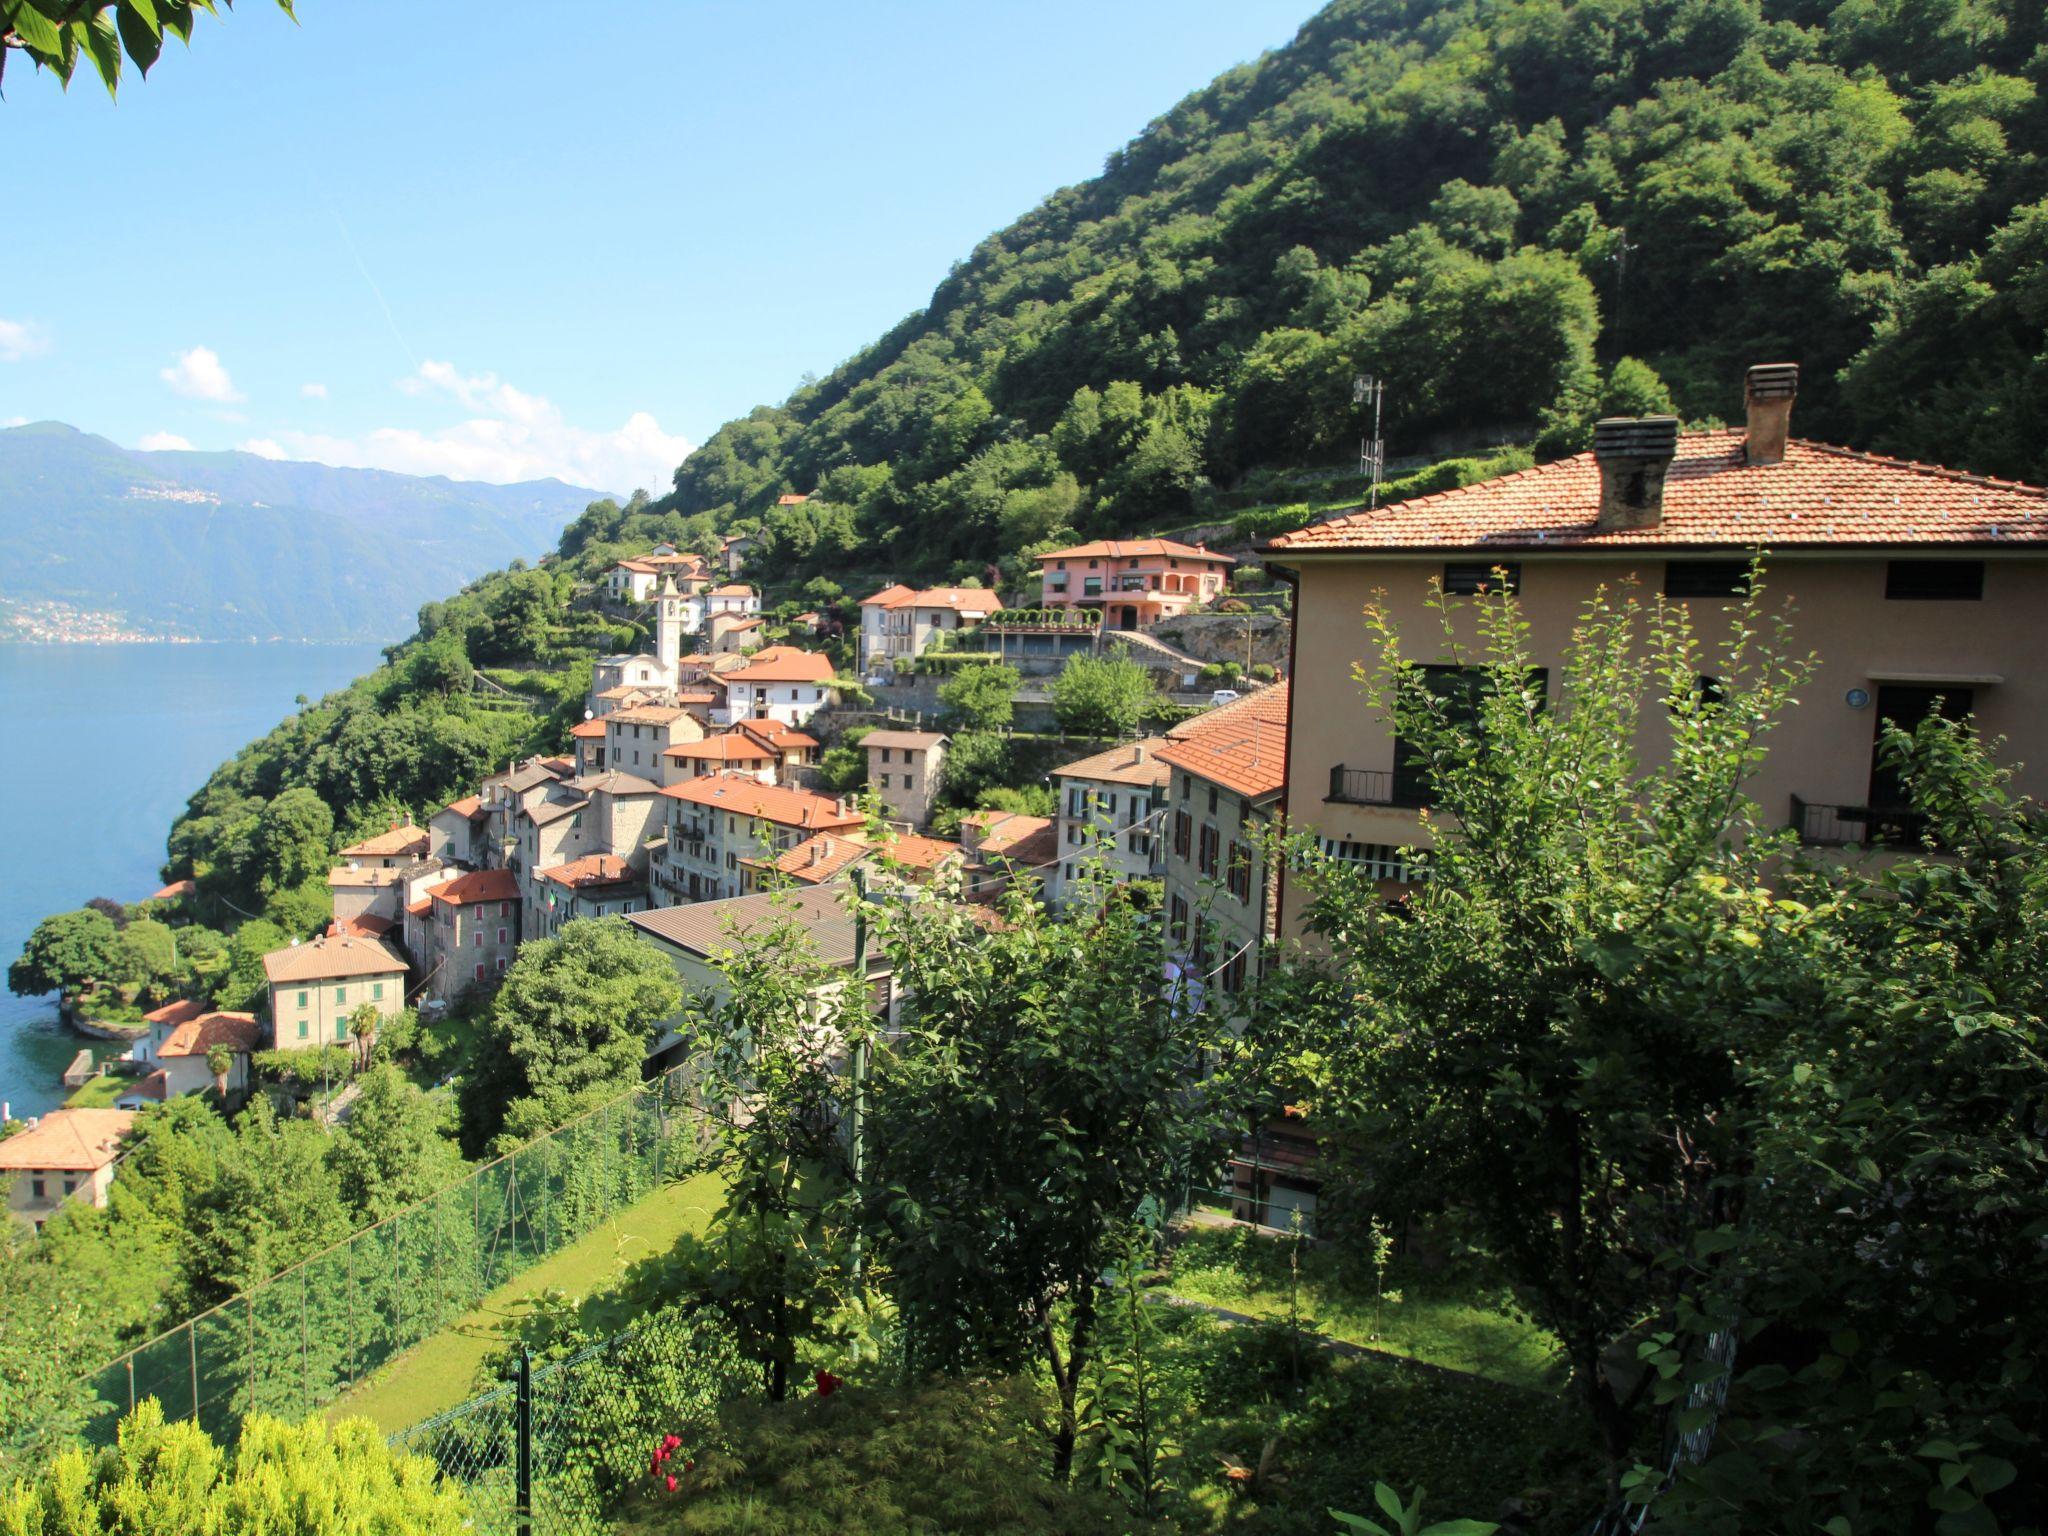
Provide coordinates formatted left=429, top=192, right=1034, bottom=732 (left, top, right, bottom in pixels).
left=1232, top=502, right=1315, bottom=542
left=1250, top=663, right=1277, bottom=682
left=0, top=1400, right=469, bottom=1534
left=1198, top=663, right=1225, bottom=688
left=1215, top=598, right=1251, bottom=614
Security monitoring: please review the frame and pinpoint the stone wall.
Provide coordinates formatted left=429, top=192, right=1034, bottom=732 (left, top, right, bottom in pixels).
left=1147, top=611, right=1292, bottom=670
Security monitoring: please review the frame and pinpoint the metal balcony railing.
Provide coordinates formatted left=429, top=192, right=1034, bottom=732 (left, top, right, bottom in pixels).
left=1327, top=765, right=1398, bottom=805
left=1791, top=795, right=1928, bottom=848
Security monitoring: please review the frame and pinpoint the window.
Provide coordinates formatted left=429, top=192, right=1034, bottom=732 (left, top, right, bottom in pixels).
left=1067, top=786, right=1087, bottom=818
left=1179, top=773, right=1191, bottom=802
left=1066, top=823, right=1081, bottom=847
left=879, top=773, right=892, bottom=790
left=297, top=1019, right=309, bottom=1040
left=1885, top=560, right=1984, bottom=601
left=1168, top=894, right=1189, bottom=943
left=371, top=981, right=384, bottom=1000
left=30, top=1178, right=45, bottom=1200
left=1392, top=665, right=1547, bottom=806
left=1663, top=561, right=1751, bottom=599
left=473, top=931, right=483, bottom=947
left=334, top=986, right=347, bottom=1004
left=1221, top=947, right=1249, bottom=996
left=881, top=747, right=893, bottom=764
left=1172, top=810, right=1192, bottom=859
left=1320, top=839, right=1420, bottom=882
left=1207, top=785, right=1219, bottom=815
left=1443, top=561, right=1522, bottom=595
left=335, top=1017, right=348, bottom=1041
left=475, top=963, right=486, bottom=982
left=501, top=901, right=512, bottom=918
left=1227, top=841, right=1253, bottom=902
left=296, top=989, right=308, bottom=1008
left=62, top=1178, right=75, bottom=1196
left=498, top=927, right=508, bottom=945
left=496, top=956, right=508, bottom=974
left=1198, top=823, right=1220, bottom=877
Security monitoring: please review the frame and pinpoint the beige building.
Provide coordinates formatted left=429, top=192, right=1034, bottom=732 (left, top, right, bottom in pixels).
left=261, top=934, right=410, bottom=1051
left=604, top=704, right=705, bottom=777
left=858, top=585, right=1006, bottom=671
left=1048, top=738, right=1173, bottom=906
left=862, top=730, right=947, bottom=828
left=121, top=1002, right=261, bottom=1103
left=657, top=773, right=866, bottom=904
left=416, top=867, right=522, bottom=1001
left=0, top=1108, right=137, bottom=1229
left=1157, top=685, right=1289, bottom=1005
left=1264, top=364, right=2048, bottom=933
left=430, top=795, right=491, bottom=869
left=533, top=853, right=649, bottom=936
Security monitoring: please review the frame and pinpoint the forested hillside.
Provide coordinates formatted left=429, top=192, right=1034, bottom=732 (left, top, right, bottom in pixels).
left=667, top=0, right=2047, bottom=584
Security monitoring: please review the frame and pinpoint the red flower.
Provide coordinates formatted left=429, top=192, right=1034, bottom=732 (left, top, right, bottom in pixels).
left=665, top=1473, right=679, bottom=1493
left=662, top=1433, right=682, bottom=1451
left=814, top=1368, right=842, bottom=1398
left=648, top=1455, right=664, bottom=1477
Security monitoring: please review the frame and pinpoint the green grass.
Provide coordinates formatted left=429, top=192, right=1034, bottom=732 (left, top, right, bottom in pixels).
left=329, top=1170, right=725, bottom=1434
left=63, top=1074, right=128, bottom=1108
left=1163, top=1222, right=1562, bottom=1392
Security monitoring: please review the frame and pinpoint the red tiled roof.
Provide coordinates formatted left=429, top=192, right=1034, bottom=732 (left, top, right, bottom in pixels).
left=0, top=1108, right=137, bottom=1172
left=149, top=879, right=196, bottom=902
left=429, top=868, right=521, bottom=906
left=159, top=1011, right=263, bottom=1058
left=861, top=583, right=916, bottom=608
left=746, top=831, right=874, bottom=885
left=961, top=810, right=1053, bottom=857
left=443, top=795, right=485, bottom=819
left=732, top=719, right=820, bottom=750
left=261, top=934, right=409, bottom=984
left=709, top=583, right=756, bottom=598
left=1268, top=431, right=2048, bottom=553
left=663, top=735, right=777, bottom=762
left=661, top=772, right=864, bottom=831
left=725, top=646, right=835, bottom=684
left=570, top=719, right=608, bottom=739
left=407, top=897, right=432, bottom=916
left=537, top=854, right=639, bottom=891
left=1039, top=538, right=1234, bottom=564
left=143, top=997, right=208, bottom=1027
left=330, top=914, right=397, bottom=940
left=1053, top=738, right=1175, bottom=788
left=861, top=584, right=1002, bottom=613
left=339, top=824, right=431, bottom=859
left=880, top=834, right=960, bottom=870
left=775, top=494, right=809, bottom=506
left=1157, top=685, right=1290, bottom=801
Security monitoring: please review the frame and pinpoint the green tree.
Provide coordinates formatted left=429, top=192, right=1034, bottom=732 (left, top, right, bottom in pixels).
left=862, top=885, right=1232, bottom=1477
left=0, top=1400, right=469, bottom=1533
left=251, top=786, right=335, bottom=897
left=214, top=918, right=287, bottom=1011
left=463, top=917, right=682, bottom=1151
left=331, top=1064, right=462, bottom=1222
left=0, top=0, right=297, bottom=98
left=1255, top=573, right=1811, bottom=1494
left=205, top=1044, right=232, bottom=1098
left=8, top=908, right=124, bottom=997
left=1050, top=650, right=1156, bottom=738
left=937, top=661, right=1020, bottom=732
left=346, top=999, right=380, bottom=1071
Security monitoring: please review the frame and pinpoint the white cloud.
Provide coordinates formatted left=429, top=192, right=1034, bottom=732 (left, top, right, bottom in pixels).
left=238, top=438, right=289, bottom=460
left=0, top=319, right=50, bottom=362
left=253, top=360, right=692, bottom=492
left=2, top=416, right=28, bottom=428
left=139, top=431, right=195, bottom=452
left=160, top=345, right=244, bottom=403
left=300, top=382, right=327, bottom=399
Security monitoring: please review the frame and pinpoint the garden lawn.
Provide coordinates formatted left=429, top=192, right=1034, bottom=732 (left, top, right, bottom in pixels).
left=329, top=1170, right=724, bottom=1434
left=1163, top=1222, right=1562, bottom=1392
left=63, top=1075, right=128, bottom=1109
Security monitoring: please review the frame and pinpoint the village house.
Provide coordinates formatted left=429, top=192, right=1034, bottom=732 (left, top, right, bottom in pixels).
left=630, top=884, right=901, bottom=1071
left=606, top=545, right=708, bottom=605
left=510, top=770, right=665, bottom=935
left=1263, top=363, right=2048, bottom=934
left=532, top=853, right=649, bottom=936
left=0, top=1108, right=137, bottom=1229
left=1157, top=684, right=1289, bottom=1006
left=121, top=1001, right=262, bottom=1104
left=858, top=584, right=1005, bottom=671
left=260, top=934, right=410, bottom=1051
left=717, top=646, right=837, bottom=726
left=730, top=717, right=820, bottom=772
left=1036, top=538, right=1235, bottom=631
left=861, top=729, right=947, bottom=828
left=707, top=611, right=767, bottom=655
left=657, top=773, right=866, bottom=904
left=1048, top=738, right=1173, bottom=906
left=429, top=795, right=491, bottom=869
left=570, top=718, right=609, bottom=773
left=660, top=732, right=781, bottom=786
left=719, top=530, right=761, bottom=577
left=414, top=867, right=521, bottom=1002
left=604, top=703, right=705, bottom=776
left=957, top=809, right=1057, bottom=898
left=338, top=823, right=432, bottom=869
left=738, top=829, right=876, bottom=893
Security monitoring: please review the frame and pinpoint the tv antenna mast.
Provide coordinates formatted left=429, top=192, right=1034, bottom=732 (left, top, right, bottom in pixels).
left=1354, top=373, right=1386, bottom=509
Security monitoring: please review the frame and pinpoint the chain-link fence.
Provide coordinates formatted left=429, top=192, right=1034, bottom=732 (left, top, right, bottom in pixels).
left=84, top=1065, right=706, bottom=1450
left=391, top=1305, right=749, bottom=1535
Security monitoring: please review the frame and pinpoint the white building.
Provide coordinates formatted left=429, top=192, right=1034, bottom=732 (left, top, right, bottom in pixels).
left=858, top=584, right=1005, bottom=672
left=717, top=646, right=838, bottom=726
left=1047, top=738, right=1172, bottom=907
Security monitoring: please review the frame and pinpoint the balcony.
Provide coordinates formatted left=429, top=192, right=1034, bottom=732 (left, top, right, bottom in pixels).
left=1327, top=765, right=1402, bottom=806
left=1790, top=796, right=1928, bottom=849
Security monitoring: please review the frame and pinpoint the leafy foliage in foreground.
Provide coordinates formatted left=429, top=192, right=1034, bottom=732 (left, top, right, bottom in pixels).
left=0, top=1399, right=467, bottom=1536
left=665, top=0, right=2048, bottom=584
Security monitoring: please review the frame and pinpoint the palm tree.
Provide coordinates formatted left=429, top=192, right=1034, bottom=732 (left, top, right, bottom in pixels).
left=347, top=1002, right=380, bottom=1072
left=205, top=1045, right=233, bottom=1100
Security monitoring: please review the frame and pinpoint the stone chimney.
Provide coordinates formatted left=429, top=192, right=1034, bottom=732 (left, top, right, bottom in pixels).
left=1132, top=744, right=1147, bottom=763
left=1744, top=363, right=1799, bottom=466
left=1593, top=417, right=1681, bottom=530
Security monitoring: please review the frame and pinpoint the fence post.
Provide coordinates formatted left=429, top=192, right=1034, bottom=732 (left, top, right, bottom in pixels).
left=513, top=1344, right=534, bottom=1536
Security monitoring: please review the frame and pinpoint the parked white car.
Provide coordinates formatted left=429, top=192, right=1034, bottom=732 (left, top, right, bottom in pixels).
left=1210, top=689, right=1241, bottom=706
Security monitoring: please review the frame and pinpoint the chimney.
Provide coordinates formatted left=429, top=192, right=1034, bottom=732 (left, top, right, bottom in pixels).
left=1593, top=416, right=1681, bottom=530
left=1132, top=744, right=1147, bottom=762
left=1744, top=363, right=1798, bottom=466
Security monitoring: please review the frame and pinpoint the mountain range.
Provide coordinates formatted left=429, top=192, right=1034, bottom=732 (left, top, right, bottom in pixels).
left=0, top=422, right=605, bottom=642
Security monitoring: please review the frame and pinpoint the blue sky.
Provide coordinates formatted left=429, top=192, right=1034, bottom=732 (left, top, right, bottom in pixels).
left=2, top=1, right=1316, bottom=495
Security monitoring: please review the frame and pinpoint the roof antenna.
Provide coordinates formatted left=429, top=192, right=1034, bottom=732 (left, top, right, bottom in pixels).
left=1354, top=373, right=1386, bottom=510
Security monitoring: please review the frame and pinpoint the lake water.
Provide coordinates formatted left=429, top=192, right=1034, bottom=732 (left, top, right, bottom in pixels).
left=0, top=642, right=386, bottom=1119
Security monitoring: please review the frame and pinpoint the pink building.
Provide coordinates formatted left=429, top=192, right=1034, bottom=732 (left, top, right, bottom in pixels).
left=1036, top=539, right=1235, bottom=629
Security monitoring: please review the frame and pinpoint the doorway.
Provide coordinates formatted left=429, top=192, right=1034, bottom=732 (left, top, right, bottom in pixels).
left=1868, top=683, right=1973, bottom=832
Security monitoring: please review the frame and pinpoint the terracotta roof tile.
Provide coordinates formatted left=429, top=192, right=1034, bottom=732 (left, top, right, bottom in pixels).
left=537, top=854, right=639, bottom=891
left=0, top=1108, right=136, bottom=1172
left=660, top=772, right=864, bottom=831
left=159, top=1011, right=262, bottom=1058
left=1268, top=432, right=2048, bottom=553
left=1053, top=738, right=1175, bottom=788
left=745, top=831, right=874, bottom=885
left=338, top=824, right=431, bottom=859
left=663, top=736, right=777, bottom=762
left=880, top=834, right=961, bottom=870
left=260, top=935, right=408, bottom=985
left=1039, top=538, right=1234, bottom=564
left=860, top=730, right=947, bottom=751
left=724, top=646, right=835, bottom=684
left=429, top=869, right=520, bottom=906
left=570, top=719, right=609, bottom=738
left=143, top=998, right=208, bottom=1027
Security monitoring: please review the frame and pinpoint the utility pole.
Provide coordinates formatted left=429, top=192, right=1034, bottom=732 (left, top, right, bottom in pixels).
left=1354, top=373, right=1386, bottom=510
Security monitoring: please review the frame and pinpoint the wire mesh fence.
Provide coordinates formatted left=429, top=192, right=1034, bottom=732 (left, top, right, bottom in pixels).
left=84, top=1064, right=707, bottom=1452
left=390, top=1305, right=748, bottom=1535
